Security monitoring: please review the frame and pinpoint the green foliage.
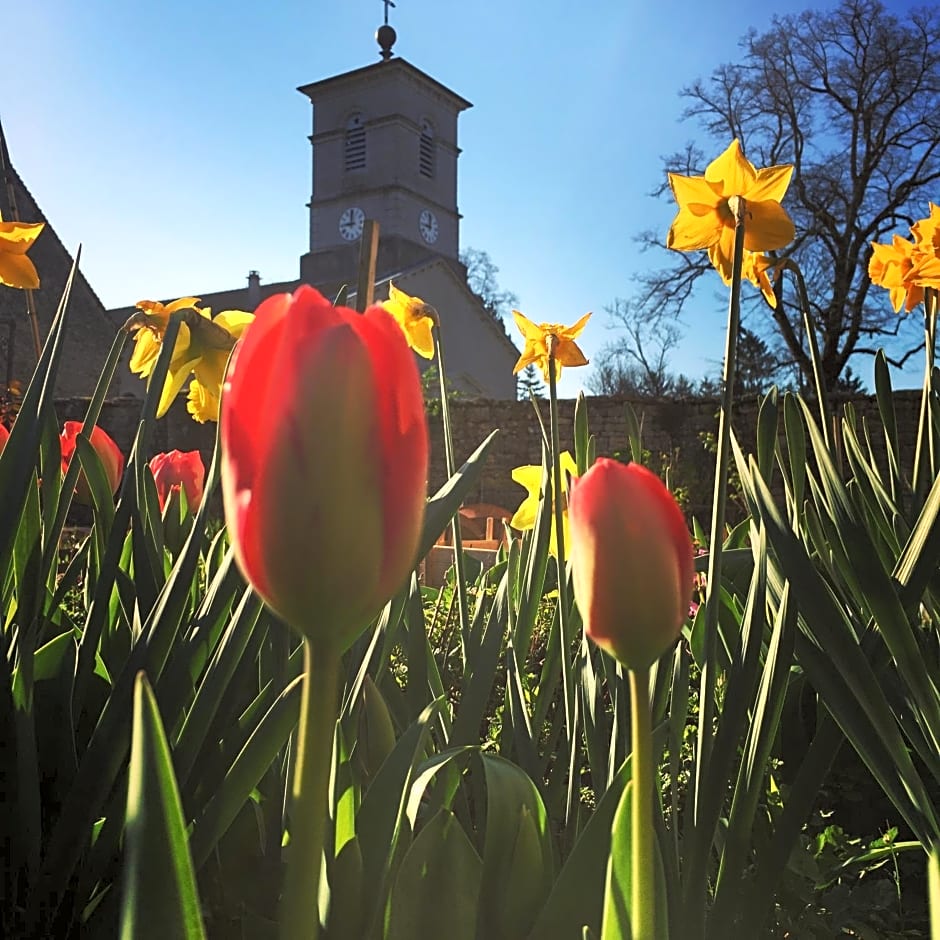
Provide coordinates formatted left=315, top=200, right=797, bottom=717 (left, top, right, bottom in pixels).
left=2, top=263, right=938, bottom=939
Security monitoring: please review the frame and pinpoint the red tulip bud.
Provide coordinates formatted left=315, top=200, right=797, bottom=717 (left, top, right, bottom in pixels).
left=148, top=449, right=205, bottom=512
left=221, top=286, right=428, bottom=649
left=568, top=458, right=694, bottom=670
left=60, top=421, right=125, bottom=504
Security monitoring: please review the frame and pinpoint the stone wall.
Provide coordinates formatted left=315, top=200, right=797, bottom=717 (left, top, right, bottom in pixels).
left=427, top=392, right=920, bottom=522
left=59, top=390, right=922, bottom=526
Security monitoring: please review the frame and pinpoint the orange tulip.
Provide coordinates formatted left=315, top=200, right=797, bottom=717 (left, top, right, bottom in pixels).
left=148, top=449, right=205, bottom=512
left=568, top=458, right=694, bottom=670
left=60, top=422, right=125, bottom=504
left=220, top=285, right=428, bottom=648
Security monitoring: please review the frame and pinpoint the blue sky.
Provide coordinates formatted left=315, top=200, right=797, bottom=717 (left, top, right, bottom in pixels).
left=3, top=0, right=929, bottom=397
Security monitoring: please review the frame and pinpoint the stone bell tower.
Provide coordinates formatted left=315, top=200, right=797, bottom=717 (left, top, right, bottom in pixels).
left=298, top=11, right=471, bottom=293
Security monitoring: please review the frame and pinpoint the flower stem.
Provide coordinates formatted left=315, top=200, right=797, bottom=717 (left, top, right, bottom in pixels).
left=630, top=665, right=655, bottom=940
left=684, top=195, right=747, bottom=933
left=914, top=287, right=938, bottom=500
left=548, top=355, right=576, bottom=823
left=280, top=638, right=341, bottom=940
left=433, top=325, right=472, bottom=648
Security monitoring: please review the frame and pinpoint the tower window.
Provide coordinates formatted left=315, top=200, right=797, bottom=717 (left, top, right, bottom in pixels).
left=419, top=118, right=435, bottom=179
left=345, top=113, right=366, bottom=171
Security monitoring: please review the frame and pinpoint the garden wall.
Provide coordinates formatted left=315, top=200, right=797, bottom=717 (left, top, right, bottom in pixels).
left=59, top=390, right=922, bottom=524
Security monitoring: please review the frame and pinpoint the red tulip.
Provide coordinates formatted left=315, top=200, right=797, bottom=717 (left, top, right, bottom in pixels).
left=568, top=458, right=694, bottom=670
left=221, top=285, right=428, bottom=648
left=60, top=421, right=125, bottom=504
left=149, top=449, right=205, bottom=512
left=0, top=423, right=8, bottom=454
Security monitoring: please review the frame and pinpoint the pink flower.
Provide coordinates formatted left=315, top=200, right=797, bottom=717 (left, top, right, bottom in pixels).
left=220, top=286, right=428, bottom=649
left=148, top=450, right=205, bottom=512
left=60, top=422, right=125, bottom=504
left=568, top=458, right=694, bottom=670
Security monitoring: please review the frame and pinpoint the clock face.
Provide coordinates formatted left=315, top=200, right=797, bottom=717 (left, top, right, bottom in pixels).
left=339, top=207, right=365, bottom=241
left=419, top=209, right=439, bottom=244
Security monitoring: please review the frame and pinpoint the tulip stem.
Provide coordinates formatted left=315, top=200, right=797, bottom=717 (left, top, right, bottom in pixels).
left=629, top=665, right=656, bottom=940
left=432, top=326, right=473, bottom=648
left=548, top=356, right=576, bottom=824
left=281, top=638, right=341, bottom=940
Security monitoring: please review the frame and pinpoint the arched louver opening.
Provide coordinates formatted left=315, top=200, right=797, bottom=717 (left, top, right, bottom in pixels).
left=419, top=118, right=435, bottom=179
left=345, top=113, right=366, bottom=171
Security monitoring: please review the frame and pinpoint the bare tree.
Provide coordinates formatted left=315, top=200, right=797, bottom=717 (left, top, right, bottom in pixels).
left=460, top=247, right=519, bottom=322
left=589, top=298, right=682, bottom=396
left=634, top=0, right=940, bottom=390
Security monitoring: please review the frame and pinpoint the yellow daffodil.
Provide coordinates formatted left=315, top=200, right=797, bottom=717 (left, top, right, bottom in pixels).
left=869, top=236, right=930, bottom=313
left=383, top=281, right=436, bottom=358
left=512, top=310, right=591, bottom=384
left=0, top=220, right=45, bottom=289
left=127, top=299, right=254, bottom=419
left=128, top=297, right=203, bottom=378
left=186, top=379, right=219, bottom=424
left=709, top=247, right=778, bottom=308
left=911, top=202, right=940, bottom=253
left=667, top=140, right=794, bottom=282
left=870, top=204, right=940, bottom=313
left=510, top=450, right=578, bottom=556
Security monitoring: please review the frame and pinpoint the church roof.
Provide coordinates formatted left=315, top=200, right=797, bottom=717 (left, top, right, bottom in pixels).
left=110, top=256, right=520, bottom=361
left=367, top=257, right=520, bottom=359
left=0, top=137, right=134, bottom=398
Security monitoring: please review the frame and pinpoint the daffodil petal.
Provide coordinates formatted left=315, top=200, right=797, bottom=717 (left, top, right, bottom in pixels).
left=743, top=200, right=795, bottom=252
left=165, top=297, right=202, bottom=315
left=747, top=164, right=793, bottom=203
left=409, top=316, right=435, bottom=359
left=510, top=496, right=539, bottom=532
left=158, top=354, right=201, bottom=418
left=667, top=206, right=723, bottom=251
left=555, top=340, right=589, bottom=368
left=511, top=464, right=543, bottom=490
left=0, top=221, right=44, bottom=252
left=0, top=252, right=40, bottom=289
left=512, top=310, right=544, bottom=340
left=705, top=139, right=756, bottom=195
left=561, top=311, right=592, bottom=340
left=129, top=330, right=163, bottom=378
left=668, top=173, right=719, bottom=209
left=193, top=350, right=230, bottom=395
left=214, top=310, right=255, bottom=338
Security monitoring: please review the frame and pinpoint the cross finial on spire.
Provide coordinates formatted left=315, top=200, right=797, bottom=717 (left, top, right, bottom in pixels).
left=383, top=0, right=396, bottom=25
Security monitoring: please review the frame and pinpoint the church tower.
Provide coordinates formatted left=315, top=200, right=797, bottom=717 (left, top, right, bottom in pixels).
left=298, top=16, right=471, bottom=293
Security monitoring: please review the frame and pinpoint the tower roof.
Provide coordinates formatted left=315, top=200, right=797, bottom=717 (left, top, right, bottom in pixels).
left=298, top=57, right=472, bottom=112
